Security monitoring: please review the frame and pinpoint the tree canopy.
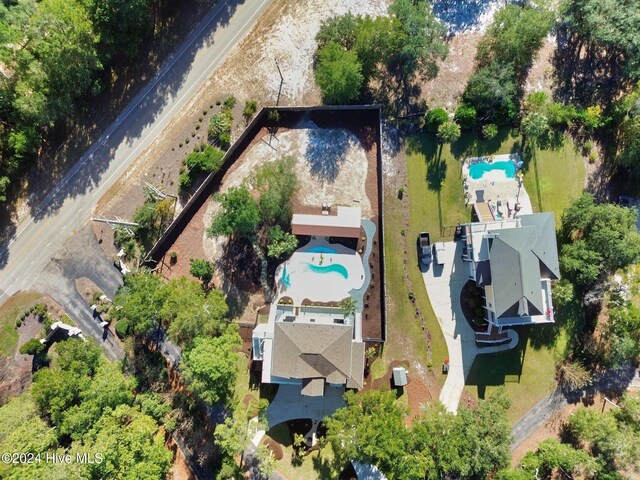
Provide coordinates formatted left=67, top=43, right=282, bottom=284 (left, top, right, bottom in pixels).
left=568, top=394, right=640, bottom=474
left=159, top=277, right=229, bottom=346
left=180, top=330, right=241, bottom=405
left=324, top=389, right=512, bottom=479
left=3, top=337, right=172, bottom=480
left=560, top=194, right=640, bottom=287
left=253, top=155, right=299, bottom=227
left=562, top=0, right=640, bottom=81
left=315, top=42, right=364, bottom=105
left=113, top=270, right=167, bottom=337
left=0, top=0, right=154, bottom=202
left=314, top=0, right=447, bottom=109
left=477, top=3, right=554, bottom=77
left=208, top=186, right=261, bottom=239
left=462, top=63, right=518, bottom=125
left=113, top=271, right=230, bottom=346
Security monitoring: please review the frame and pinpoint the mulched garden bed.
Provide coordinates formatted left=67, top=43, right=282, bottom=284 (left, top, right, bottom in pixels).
left=460, top=280, right=489, bottom=332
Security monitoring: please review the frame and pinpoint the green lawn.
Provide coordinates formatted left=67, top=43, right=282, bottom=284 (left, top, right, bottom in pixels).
left=523, top=135, right=586, bottom=224
left=405, top=129, right=522, bottom=241
left=465, top=327, right=566, bottom=423
left=0, top=292, right=44, bottom=357
left=403, top=129, right=586, bottom=422
left=380, top=187, right=445, bottom=383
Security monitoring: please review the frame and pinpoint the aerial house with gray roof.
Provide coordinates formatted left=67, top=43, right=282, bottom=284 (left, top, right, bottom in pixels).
left=461, top=212, right=560, bottom=330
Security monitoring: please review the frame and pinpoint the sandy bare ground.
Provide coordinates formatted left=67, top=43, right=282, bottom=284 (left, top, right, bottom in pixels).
left=524, top=36, right=556, bottom=96
left=95, top=0, right=390, bottom=256
left=203, top=122, right=372, bottom=281
left=420, top=33, right=482, bottom=110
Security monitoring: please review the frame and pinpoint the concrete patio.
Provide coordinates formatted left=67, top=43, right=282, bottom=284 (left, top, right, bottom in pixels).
left=421, top=240, right=518, bottom=412
left=266, top=383, right=346, bottom=427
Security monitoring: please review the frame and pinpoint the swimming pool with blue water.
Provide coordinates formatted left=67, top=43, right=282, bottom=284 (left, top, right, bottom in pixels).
left=307, top=263, right=349, bottom=279
left=468, top=161, right=516, bottom=180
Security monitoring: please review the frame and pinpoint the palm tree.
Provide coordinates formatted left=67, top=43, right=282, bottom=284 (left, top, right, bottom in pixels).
left=340, top=295, right=358, bottom=320
left=521, top=112, right=549, bottom=150
left=437, top=120, right=461, bottom=163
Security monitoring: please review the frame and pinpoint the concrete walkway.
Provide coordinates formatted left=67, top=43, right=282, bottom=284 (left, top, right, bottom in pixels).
left=422, top=241, right=518, bottom=412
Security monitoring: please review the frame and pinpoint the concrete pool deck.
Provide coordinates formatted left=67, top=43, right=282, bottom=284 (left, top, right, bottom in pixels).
left=462, top=153, right=533, bottom=216
left=274, top=237, right=365, bottom=304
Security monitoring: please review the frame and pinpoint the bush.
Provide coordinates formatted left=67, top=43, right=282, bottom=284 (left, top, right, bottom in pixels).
left=454, top=105, right=477, bottom=129
left=179, top=145, right=225, bottom=192
left=424, top=107, right=449, bottom=132
left=546, top=102, right=577, bottom=127
left=267, top=110, right=280, bottom=123
left=189, top=258, right=214, bottom=286
left=115, top=319, right=131, bottom=339
left=223, top=96, right=237, bottom=110
left=208, top=111, right=232, bottom=149
left=243, top=100, right=258, bottom=122
left=20, top=338, right=46, bottom=356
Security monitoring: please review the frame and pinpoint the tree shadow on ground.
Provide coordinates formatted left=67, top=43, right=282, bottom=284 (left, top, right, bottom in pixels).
left=552, top=29, right=631, bottom=108
left=304, top=127, right=352, bottom=184
left=404, top=133, right=438, bottom=160
left=538, top=129, right=566, bottom=152
left=312, top=455, right=337, bottom=480
left=426, top=154, right=447, bottom=192
left=449, top=128, right=516, bottom=161
left=431, top=0, right=521, bottom=35
left=465, top=327, right=530, bottom=399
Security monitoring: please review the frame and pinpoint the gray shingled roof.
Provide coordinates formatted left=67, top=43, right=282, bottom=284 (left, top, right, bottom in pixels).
left=271, top=322, right=364, bottom=391
left=487, top=212, right=559, bottom=319
left=519, top=213, right=560, bottom=279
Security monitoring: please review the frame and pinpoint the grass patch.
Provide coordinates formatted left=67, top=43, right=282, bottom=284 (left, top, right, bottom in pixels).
left=369, top=357, right=387, bottom=382
left=264, top=423, right=336, bottom=479
left=0, top=292, right=45, bottom=357
left=232, top=352, right=258, bottom=404
left=465, top=296, right=583, bottom=424
left=383, top=188, right=445, bottom=382
left=522, top=135, right=586, bottom=223
left=464, top=327, right=565, bottom=423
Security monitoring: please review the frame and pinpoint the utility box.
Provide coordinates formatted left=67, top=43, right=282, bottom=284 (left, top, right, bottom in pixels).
left=392, top=367, right=408, bottom=387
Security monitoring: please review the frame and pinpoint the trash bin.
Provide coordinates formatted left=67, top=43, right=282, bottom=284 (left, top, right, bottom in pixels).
left=442, top=359, right=449, bottom=374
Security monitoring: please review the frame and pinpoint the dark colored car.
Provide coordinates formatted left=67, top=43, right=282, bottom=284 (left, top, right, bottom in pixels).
left=418, top=232, right=432, bottom=265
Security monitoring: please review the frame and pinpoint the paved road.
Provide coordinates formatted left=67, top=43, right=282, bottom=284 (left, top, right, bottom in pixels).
left=511, top=364, right=639, bottom=450
left=0, top=0, right=273, bottom=343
